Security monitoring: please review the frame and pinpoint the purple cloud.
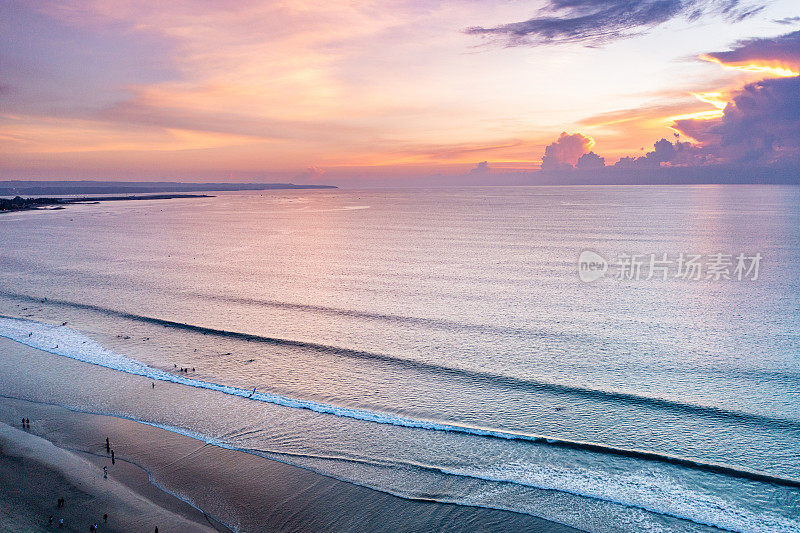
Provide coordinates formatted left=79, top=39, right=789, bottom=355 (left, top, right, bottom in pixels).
left=675, top=76, right=800, bottom=165
left=541, top=132, right=594, bottom=171
left=774, top=16, right=800, bottom=25
left=469, top=161, right=490, bottom=174
left=576, top=151, right=606, bottom=169
left=613, top=137, right=709, bottom=168
left=466, top=0, right=764, bottom=46
left=703, top=30, right=800, bottom=69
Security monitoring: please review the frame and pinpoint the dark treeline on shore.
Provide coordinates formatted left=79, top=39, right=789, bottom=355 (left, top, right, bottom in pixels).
left=0, top=194, right=213, bottom=212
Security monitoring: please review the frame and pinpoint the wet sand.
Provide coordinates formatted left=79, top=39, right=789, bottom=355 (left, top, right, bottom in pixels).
left=0, top=416, right=221, bottom=532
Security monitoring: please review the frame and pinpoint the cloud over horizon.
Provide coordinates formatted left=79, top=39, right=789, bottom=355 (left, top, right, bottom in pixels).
left=672, top=29, right=800, bottom=165
left=466, top=0, right=765, bottom=46
left=541, top=132, right=595, bottom=171
left=469, top=161, right=490, bottom=174
left=540, top=71, right=800, bottom=172
left=537, top=26, right=800, bottom=174
left=675, top=76, right=800, bottom=165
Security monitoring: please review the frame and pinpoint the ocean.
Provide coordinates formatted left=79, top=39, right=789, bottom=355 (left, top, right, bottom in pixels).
left=1, top=185, right=799, bottom=532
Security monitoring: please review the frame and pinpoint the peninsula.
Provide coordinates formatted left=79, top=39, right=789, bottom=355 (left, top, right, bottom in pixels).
left=0, top=194, right=213, bottom=213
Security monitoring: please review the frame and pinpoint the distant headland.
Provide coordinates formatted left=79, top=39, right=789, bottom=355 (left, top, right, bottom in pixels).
left=0, top=180, right=337, bottom=196
left=0, top=194, right=213, bottom=213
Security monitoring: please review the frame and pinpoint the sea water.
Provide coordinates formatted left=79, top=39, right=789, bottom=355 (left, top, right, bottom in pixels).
left=0, top=186, right=798, bottom=532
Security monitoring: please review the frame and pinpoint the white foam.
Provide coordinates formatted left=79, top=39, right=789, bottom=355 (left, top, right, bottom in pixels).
left=1, top=316, right=798, bottom=533
left=438, top=463, right=800, bottom=533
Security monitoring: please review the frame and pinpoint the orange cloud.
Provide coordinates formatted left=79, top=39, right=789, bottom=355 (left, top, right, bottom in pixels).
left=699, top=54, right=799, bottom=78
left=667, top=92, right=728, bottom=122
left=541, top=132, right=595, bottom=171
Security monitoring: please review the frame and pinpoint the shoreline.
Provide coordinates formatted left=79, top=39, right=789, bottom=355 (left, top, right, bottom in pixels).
left=2, top=309, right=796, bottom=491
left=0, top=337, right=580, bottom=532
left=0, top=413, right=223, bottom=532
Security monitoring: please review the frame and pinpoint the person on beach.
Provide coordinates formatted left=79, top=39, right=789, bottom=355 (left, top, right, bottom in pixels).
left=152, top=382, right=155, bottom=388
left=111, top=450, right=115, bottom=464
left=103, top=466, right=108, bottom=478
left=104, top=514, right=107, bottom=523
left=106, top=437, right=110, bottom=452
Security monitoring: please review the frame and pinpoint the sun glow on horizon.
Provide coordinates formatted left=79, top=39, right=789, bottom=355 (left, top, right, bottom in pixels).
left=3, top=0, right=800, bottom=180
left=698, top=54, right=800, bottom=78
left=667, top=54, right=799, bottom=126
left=666, top=92, right=727, bottom=123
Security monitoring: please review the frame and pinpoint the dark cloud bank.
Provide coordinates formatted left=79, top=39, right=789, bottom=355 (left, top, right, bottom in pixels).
left=466, top=0, right=765, bottom=46
left=704, top=29, right=800, bottom=68
left=528, top=70, right=800, bottom=184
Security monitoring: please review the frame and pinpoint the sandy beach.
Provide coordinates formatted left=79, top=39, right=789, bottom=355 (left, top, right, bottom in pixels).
left=0, top=337, right=578, bottom=532
left=0, top=416, right=222, bottom=532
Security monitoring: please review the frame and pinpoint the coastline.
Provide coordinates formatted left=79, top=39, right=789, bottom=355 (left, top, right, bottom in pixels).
left=0, top=337, right=579, bottom=532
left=0, top=194, right=214, bottom=213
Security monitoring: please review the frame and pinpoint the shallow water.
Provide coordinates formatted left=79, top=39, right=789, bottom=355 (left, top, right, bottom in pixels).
left=1, top=186, right=799, bottom=532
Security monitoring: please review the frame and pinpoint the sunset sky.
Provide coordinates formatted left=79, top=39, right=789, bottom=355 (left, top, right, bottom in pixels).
left=2, top=0, right=799, bottom=184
